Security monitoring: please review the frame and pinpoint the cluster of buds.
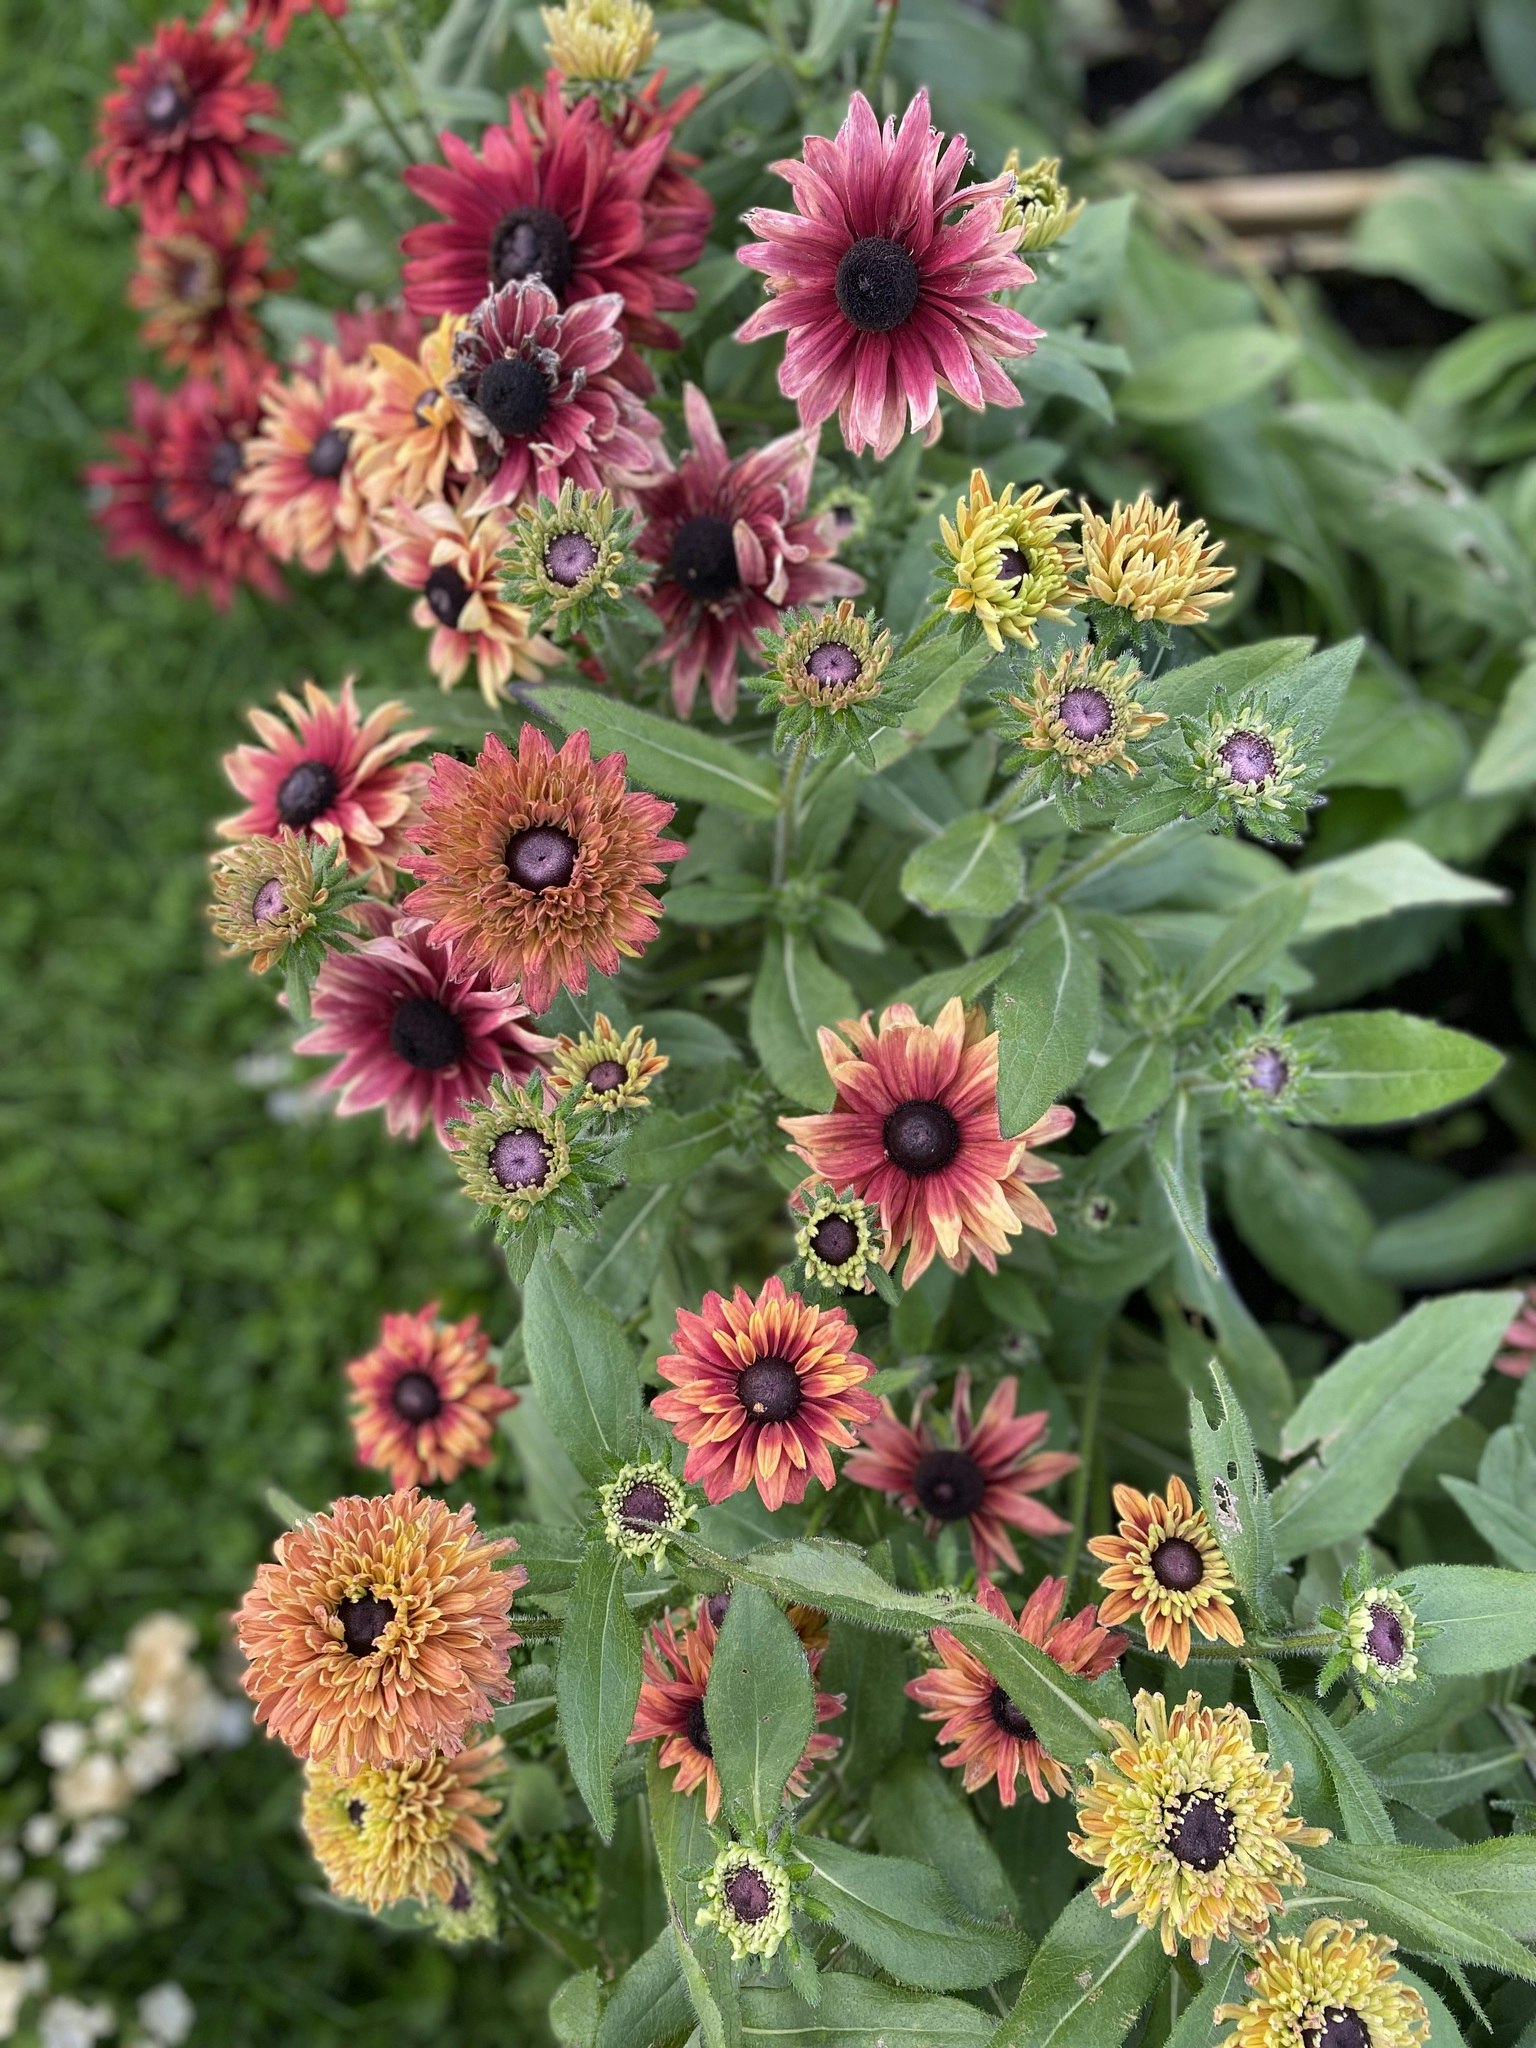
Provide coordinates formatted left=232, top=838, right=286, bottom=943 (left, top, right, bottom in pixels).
left=446, top=1076, right=622, bottom=1282
left=752, top=601, right=900, bottom=764
left=597, top=1459, right=695, bottom=1564
left=502, top=483, right=647, bottom=639
left=1319, top=1567, right=1425, bottom=1710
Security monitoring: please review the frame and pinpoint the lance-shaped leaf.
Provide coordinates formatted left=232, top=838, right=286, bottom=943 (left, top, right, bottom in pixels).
left=556, top=1542, right=644, bottom=1842
left=1187, top=1360, right=1277, bottom=1610
left=1177, top=881, right=1309, bottom=1023
left=994, top=910, right=1102, bottom=1133
left=947, top=1615, right=1131, bottom=1775
left=740, top=1978, right=993, bottom=2044
left=539, top=684, right=778, bottom=819
left=1386, top=1563, right=1536, bottom=1676
left=802, top=1838, right=1030, bottom=1991
left=900, top=811, right=1024, bottom=918
left=595, top=1926, right=691, bottom=2048
left=703, top=1584, right=814, bottom=1832
left=1249, top=1662, right=1393, bottom=1846
left=990, top=1887, right=1167, bottom=2048
left=748, top=926, right=853, bottom=1111
left=1300, top=1839, right=1536, bottom=1976
left=1151, top=1090, right=1217, bottom=1273
left=1286, top=1011, right=1503, bottom=1125
left=522, top=1252, right=644, bottom=1484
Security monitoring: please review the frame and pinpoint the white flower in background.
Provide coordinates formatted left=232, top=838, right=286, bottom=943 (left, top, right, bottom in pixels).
left=83, top=1658, right=130, bottom=1706
left=135, top=1984, right=195, bottom=2046
left=122, top=1735, right=178, bottom=1794
left=0, top=1959, right=47, bottom=2041
left=60, top=1818, right=126, bottom=1876
left=0, top=1843, right=22, bottom=1884
left=39, top=1724, right=88, bottom=1771
left=53, top=1754, right=133, bottom=1822
left=39, top=1997, right=115, bottom=2048
left=23, top=1813, right=61, bottom=1858
left=0, top=1420, right=49, bottom=1459
left=8, top=1877, right=57, bottom=1953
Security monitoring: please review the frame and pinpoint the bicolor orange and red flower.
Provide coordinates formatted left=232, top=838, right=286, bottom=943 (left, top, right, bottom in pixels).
left=373, top=500, right=560, bottom=704
left=653, top=1275, right=878, bottom=1510
left=238, top=345, right=374, bottom=575
left=908, top=1578, right=1125, bottom=1805
left=846, top=1371, right=1077, bottom=1576
left=628, top=1601, right=842, bottom=1820
left=235, top=1489, right=523, bottom=1777
left=1088, top=1476, right=1243, bottom=1667
left=338, top=314, right=476, bottom=512
left=782, top=998, right=1072, bottom=1287
left=218, top=676, right=429, bottom=887
left=400, top=724, right=684, bottom=1013
left=128, top=205, right=286, bottom=372
left=93, top=10, right=284, bottom=229
left=346, top=1302, right=517, bottom=1490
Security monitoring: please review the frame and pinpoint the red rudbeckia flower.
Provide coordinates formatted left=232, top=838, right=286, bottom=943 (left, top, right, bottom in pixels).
left=653, top=1275, right=879, bottom=1510
left=243, top=0, right=347, bottom=49
left=127, top=204, right=286, bottom=373
left=736, top=89, right=1039, bottom=460
left=907, top=1577, right=1126, bottom=1805
left=347, top=1302, right=517, bottom=1491
left=846, top=1370, right=1078, bottom=1576
left=238, top=345, right=374, bottom=575
left=782, top=998, right=1072, bottom=1286
left=92, top=10, right=284, bottom=231
left=218, top=676, right=430, bottom=888
left=633, top=384, right=860, bottom=719
left=607, top=76, right=713, bottom=294
left=155, top=354, right=285, bottom=594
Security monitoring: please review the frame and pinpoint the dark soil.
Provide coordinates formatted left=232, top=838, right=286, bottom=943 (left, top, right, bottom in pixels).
left=1308, top=273, right=1474, bottom=350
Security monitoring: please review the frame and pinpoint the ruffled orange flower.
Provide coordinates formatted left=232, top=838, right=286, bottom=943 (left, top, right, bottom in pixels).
left=302, top=1738, right=502, bottom=1913
left=400, top=724, right=685, bottom=1014
left=337, top=313, right=476, bottom=512
left=1089, top=1476, right=1243, bottom=1667
left=908, top=1577, right=1126, bottom=1805
left=238, top=345, right=374, bottom=575
left=235, top=1489, right=523, bottom=1777
left=628, top=1601, right=842, bottom=1820
left=782, top=998, right=1072, bottom=1287
left=373, top=500, right=559, bottom=705
left=347, top=1304, right=517, bottom=1491
left=653, top=1275, right=878, bottom=1510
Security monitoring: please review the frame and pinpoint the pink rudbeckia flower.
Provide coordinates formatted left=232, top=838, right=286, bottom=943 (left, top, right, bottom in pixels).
left=294, top=901, right=550, bottom=1141
left=736, top=89, right=1040, bottom=460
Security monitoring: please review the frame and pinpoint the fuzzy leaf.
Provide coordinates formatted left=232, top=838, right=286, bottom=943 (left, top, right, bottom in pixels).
left=1177, top=882, right=1308, bottom=1022
left=1467, top=646, right=1536, bottom=795
left=739, top=1978, right=993, bottom=2044
left=1367, top=1175, right=1536, bottom=1285
left=556, top=1542, right=644, bottom=1842
left=1250, top=1666, right=1394, bottom=1845
left=748, top=926, right=853, bottom=1111
left=1376, top=1748, right=1524, bottom=1819
left=1387, top=1563, right=1536, bottom=1675
left=595, top=1928, right=691, bottom=2048
left=990, top=1887, right=1167, bottom=2048
left=1116, top=326, right=1300, bottom=424
left=704, top=1584, right=814, bottom=1831
left=994, top=910, right=1102, bottom=1132
left=1286, top=1011, right=1503, bottom=1125
left=1298, top=841, right=1504, bottom=938
left=1299, top=1839, right=1536, bottom=1975
left=539, top=685, right=779, bottom=819
left=1223, top=1123, right=1398, bottom=1338
left=1187, top=1361, right=1276, bottom=1606
left=1152, top=636, right=1316, bottom=723
left=522, top=1251, right=643, bottom=1484
left=1081, top=1036, right=1173, bottom=1130
left=900, top=812, right=1024, bottom=917
left=1150, top=1090, right=1217, bottom=1273
left=802, top=1839, right=1030, bottom=1991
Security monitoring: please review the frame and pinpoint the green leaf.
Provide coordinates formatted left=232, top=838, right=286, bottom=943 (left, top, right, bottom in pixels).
left=620, top=1107, right=734, bottom=1185
left=802, top=1839, right=1030, bottom=1991
left=498, top=1521, right=586, bottom=1599
left=556, top=1542, right=644, bottom=1842
left=1388, top=1563, right=1536, bottom=1675
left=1162, top=1951, right=1249, bottom=2048
left=748, top=926, right=854, bottom=1111
left=1250, top=1666, right=1394, bottom=1844
left=1152, top=637, right=1316, bottom=723
left=1299, top=1839, right=1536, bottom=1977
left=989, top=1888, right=1167, bottom=2048
left=1178, top=882, right=1308, bottom=1022
left=704, top=1584, right=814, bottom=1832
left=1116, top=326, right=1300, bottom=424
left=1187, top=1362, right=1276, bottom=1606
left=1287, top=1011, right=1503, bottom=1125
left=538, top=685, right=778, bottom=820
left=1272, top=1292, right=1522, bottom=1558
left=895, top=945, right=1015, bottom=1018
left=297, top=216, right=396, bottom=289
left=1150, top=1091, right=1217, bottom=1273
left=1268, top=637, right=1364, bottom=737
left=1298, top=841, right=1505, bottom=938
left=670, top=1905, right=738, bottom=2048
left=1223, top=1123, right=1399, bottom=1339
left=868, top=1759, right=1018, bottom=1925
left=739, top=1978, right=992, bottom=2045
left=1081, top=1037, right=1173, bottom=1130
left=1467, top=646, right=1536, bottom=795
left=522, top=1252, right=642, bottom=1484
left=1376, top=1748, right=1525, bottom=1819
left=1367, top=1176, right=1536, bottom=1285
left=595, top=1927, right=690, bottom=2048
left=551, top=1969, right=601, bottom=2048
left=994, top=911, right=1102, bottom=1132
left=566, top=1183, right=682, bottom=1317
left=899, top=811, right=1024, bottom=918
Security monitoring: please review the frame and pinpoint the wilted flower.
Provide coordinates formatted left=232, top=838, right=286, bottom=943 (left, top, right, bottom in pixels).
left=337, top=314, right=476, bottom=512
left=753, top=601, right=895, bottom=760
left=1002, top=646, right=1165, bottom=791
left=346, top=1303, right=517, bottom=1491
left=373, top=499, right=560, bottom=705
left=238, top=346, right=375, bottom=575
left=301, top=1739, right=502, bottom=1913
left=1070, top=1690, right=1329, bottom=1961
left=1000, top=152, right=1085, bottom=253
left=543, top=0, right=659, bottom=92
left=1318, top=1571, right=1422, bottom=1710
left=1173, top=688, right=1323, bottom=845
left=598, top=1461, right=693, bottom=1561
left=790, top=1186, right=883, bottom=1296
left=208, top=828, right=368, bottom=978
left=545, top=1012, right=667, bottom=1114
left=503, top=481, right=643, bottom=635
left=1088, top=1476, right=1243, bottom=1667
left=697, top=1843, right=795, bottom=1963
left=127, top=205, right=284, bottom=372
left=908, top=1577, right=1125, bottom=1804
left=1217, top=1919, right=1429, bottom=2048
left=1078, top=494, right=1234, bottom=630
left=940, top=469, right=1080, bottom=653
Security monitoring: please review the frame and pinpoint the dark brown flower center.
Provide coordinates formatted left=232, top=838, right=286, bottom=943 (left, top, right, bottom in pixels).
left=505, top=824, right=578, bottom=892
left=546, top=531, right=600, bottom=586
left=474, top=357, right=551, bottom=441
left=809, top=1214, right=859, bottom=1268
left=722, top=1864, right=775, bottom=1923
left=1060, top=686, right=1114, bottom=742
left=704, top=1590, right=731, bottom=1628
left=424, top=563, right=470, bottom=627
left=1365, top=1603, right=1405, bottom=1668
left=883, top=1099, right=960, bottom=1176
left=142, top=78, right=189, bottom=132
left=389, top=995, right=465, bottom=1071
left=988, top=1685, right=1037, bottom=1743
left=737, top=1357, right=801, bottom=1424
left=1219, top=730, right=1276, bottom=788
left=997, top=545, right=1031, bottom=590
left=275, top=759, right=337, bottom=828
left=1150, top=1537, right=1205, bottom=1592
left=834, top=237, right=921, bottom=333
left=1246, top=1046, right=1290, bottom=1098
left=489, top=1127, right=551, bottom=1191
left=668, top=516, right=739, bottom=603
left=448, top=1876, right=474, bottom=1911
left=208, top=437, right=244, bottom=489
left=619, top=1480, right=672, bottom=1529
left=336, top=1594, right=395, bottom=1657
left=912, top=1448, right=987, bottom=1521
left=1165, top=1793, right=1234, bottom=1871
left=306, top=427, right=350, bottom=481
left=586, top=1059, right=627, bottom=1094
left=251, top=878, right=285, bottom=924
left=489, top=206, right=575, bottom=298
left=806, top=641, right=862, bottom=689
left=1306, top=2010, right=1371, bottom=2048
left=393, top=1370, right=442, bottom=1423
left=347, top=1798, right=366, bottom=1826
left=685, top=1696, right=713, bottom=1757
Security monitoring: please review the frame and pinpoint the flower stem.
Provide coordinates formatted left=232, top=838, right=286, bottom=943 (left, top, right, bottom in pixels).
left=862, top=0, right=901, bottom=102
left=1060, top=1334, right=1106, bottom=1600
left=773, top=732, right=812, bottom=888
left=1253, top=1629, right=1337, bottom=1658
left=379, top=14, right=443, bottom=163
left=320, top=8, right=417, bottom=165
left=897, top=603, right=946, bottom=659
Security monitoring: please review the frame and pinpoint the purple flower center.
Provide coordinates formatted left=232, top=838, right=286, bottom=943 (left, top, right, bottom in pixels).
left=474, top=357, right=551, bottom=441
left=988, top=1686, right=1037, bottom=1743
left=1219, top=729, right=1276, bottom=787
left=392, top=1371, right=442, bottom=1423
left=912, top=1448, right=987, bottom=1521
left=489, top=1127, right=551, bottom=1191
left=306, top=427, right=350, bottom=481
left=207, top=437, right=244, bottom=489
left=545, top=531, right=600, bottom=587
left=251, top=878, right=285, bottom=924
left=809, top=1214, right=859, bottom=1268
left=585, top=1059, right=627, bottom=1095
left=275, top=759, right=338, bottom=829
left=619, top=1480, right=673, bottom=1529
left=1150, top=1537, right=1205, bottom=1592
left=1306, top=2012, right=1370, bottom=2048
left=1165, top=1793, right=1234, bottom=1871
left=668, top=516, right=739, bottom=603
left=336, top=1594, right=395, bottom=1657
left=1245, top=1045, right=1290, bottom=1097
left=685, top=1697, right=713, bottom=1757
left=723, top=1864, right=776, bottom=1924
left=736, top=1356, right=801, bottom=1424
left=506, top=824, right=578, bottom=892
left=996, top=545, right=1031, bottom=590
left=424, top=563, right=470, bottom=627
left=142, top=79, right=189, bottom=132
left=806, top=641, right=862, bottom=690
left=448, top=1877, right=474, bottom=1912
left=489, top=206, right=575, bottom=299
left=389, top=996, right=466, bottom=1072
left=1060, top=686, right=1114, bottom=742
left=884, top=1099, right=961, bottom=1176
left=834, top=237, right=921, bottom=334
left=1365, top=1603, right=1405, bottom=1668
left=704, top=1590, right=731, bottom=1628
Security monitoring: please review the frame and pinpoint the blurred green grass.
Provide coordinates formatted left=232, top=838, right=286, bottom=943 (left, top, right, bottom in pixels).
left=0, top=2, right=559, bottom=2035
